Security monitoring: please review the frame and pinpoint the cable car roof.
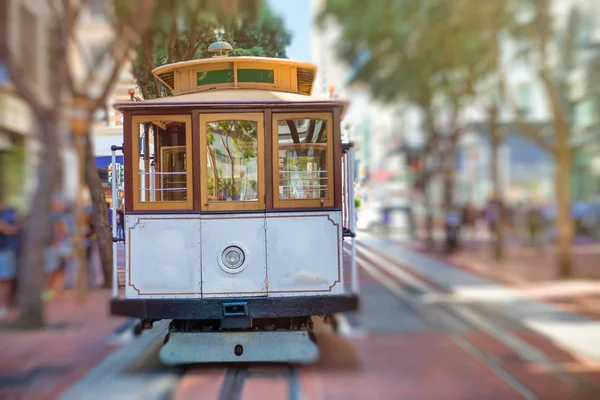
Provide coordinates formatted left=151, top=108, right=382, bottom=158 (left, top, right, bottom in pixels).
left=149, top=56, right=318, bottom=97
left=114, top=89, right=348, bottom=113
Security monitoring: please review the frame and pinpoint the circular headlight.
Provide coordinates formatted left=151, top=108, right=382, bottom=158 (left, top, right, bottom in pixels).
left=222, top=246, right=245, bottom=269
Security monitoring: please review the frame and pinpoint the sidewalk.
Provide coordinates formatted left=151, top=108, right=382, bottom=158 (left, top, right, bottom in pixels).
left=407, top=236, right=600, bottom=320
left=0, top=290, right=130, bottom=400
left=362, top=237, right=600, bottom=365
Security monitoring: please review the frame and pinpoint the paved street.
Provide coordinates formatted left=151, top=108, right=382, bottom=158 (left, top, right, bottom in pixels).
left=52, top=237, right=600, bottom=400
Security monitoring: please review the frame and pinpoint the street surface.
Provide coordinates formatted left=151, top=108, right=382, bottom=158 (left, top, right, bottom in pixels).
left=58, top=236, right=600, bottom=400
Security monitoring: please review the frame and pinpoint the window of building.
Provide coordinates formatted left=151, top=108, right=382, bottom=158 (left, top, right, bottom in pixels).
left=574, top=98, right=596, bottom=130
left=516, top=82, right=532, bottom=116
left=200, top=113, right=264, bottom=211
left=131, top=115, right=192, bottom=210
left=273, top=113, right=333, bottom=208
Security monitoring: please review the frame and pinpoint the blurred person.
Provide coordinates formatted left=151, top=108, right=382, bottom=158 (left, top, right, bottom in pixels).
left=11, top=215, right=27, bottom=308
left=61, top=203, right=78, bottom=290
left=117, top=204, right=124, bottom=239
left=43, top=194, right=71, bottom=300
left=0, top=198, right=19, bottom=319
left=525, top=203, right=544, bottom=250
left=406, top=205, right=417, bottom=239
left=444, top=205, right=461, bottom=253
left=107, top=202, right=113, bottom=229
left=461, top=202, right=477, bottom=241
left=84, top=210, right=103, bottom=288
left=484, top=193, right=501, bottom=240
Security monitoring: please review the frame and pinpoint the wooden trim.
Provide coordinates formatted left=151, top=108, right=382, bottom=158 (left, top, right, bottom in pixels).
left=131, top=115, right=193, bottom=211
left=272, top=112, right=334, bottom=209
left=199, top=112, right=265, bottom=211
left=191, top=110, right=201, bottom=211
left=264, top=109, right=273, bottom=209
left=333, top=107, right=343, bottom=209
left=115, top=103, right=344, bottom=113
left=123, top=112, right=133, bottom=213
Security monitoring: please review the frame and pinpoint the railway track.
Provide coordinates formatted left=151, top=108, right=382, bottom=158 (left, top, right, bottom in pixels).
left=218, top=365, right=301, bottom=400
left=347, top=241, right=600, bottom=400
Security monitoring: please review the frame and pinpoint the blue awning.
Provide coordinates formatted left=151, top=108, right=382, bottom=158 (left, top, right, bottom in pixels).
left=95, top=156, right=124, bottom=169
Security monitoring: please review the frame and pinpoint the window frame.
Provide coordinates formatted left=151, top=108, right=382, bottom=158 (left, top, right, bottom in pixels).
left=131, top=115, right=193, bottom=211
left=199, top=112, right=265, bottom=211
left=272, top=112, right=334, bottom=208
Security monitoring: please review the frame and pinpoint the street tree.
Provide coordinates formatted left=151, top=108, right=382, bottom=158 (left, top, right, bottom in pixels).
left=319, top=0, right=492, bottom=247
left=508, top=0, right=590, bottom=276
left=0, top=0, right=255, bottom=329
left=1, top=0, right=157, bottom=329
left=461, top=0, right=514, bottom=260
left=131, top=1, right=286, bottom=99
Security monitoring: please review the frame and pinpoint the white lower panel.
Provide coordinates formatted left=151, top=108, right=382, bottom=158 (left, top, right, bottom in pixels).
left=266, top=212, right=343, bottom=296
left=126, top=216, right=201, bottom=297
left=201, top=215, right=267, bottom=297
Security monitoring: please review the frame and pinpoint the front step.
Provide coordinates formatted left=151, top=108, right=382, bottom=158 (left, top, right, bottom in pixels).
left=159, top=330, right=319, bottom=365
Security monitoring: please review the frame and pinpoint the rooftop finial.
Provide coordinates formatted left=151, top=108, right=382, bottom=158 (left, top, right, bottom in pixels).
left=208, top=41, right=233, bottom=57
left=208, top=28, right=232, bottom=58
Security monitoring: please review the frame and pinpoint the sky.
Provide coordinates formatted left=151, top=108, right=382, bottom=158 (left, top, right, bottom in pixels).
left=266, top=0, right=312, bottom=62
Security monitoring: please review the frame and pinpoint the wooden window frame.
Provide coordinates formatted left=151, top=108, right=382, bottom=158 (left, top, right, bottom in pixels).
left=131, top=115, right=193, bottom=211
left=272, top=112, right=334, bottom=209
left=199, top=112, right=265, bottom=211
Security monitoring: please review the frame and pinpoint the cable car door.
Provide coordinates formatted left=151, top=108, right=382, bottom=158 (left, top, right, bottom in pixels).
left=199, top=113, right=267, bottom=298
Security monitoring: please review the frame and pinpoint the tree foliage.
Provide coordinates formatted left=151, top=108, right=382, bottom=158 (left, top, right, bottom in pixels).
left=132, top=0, right=290, bottom=99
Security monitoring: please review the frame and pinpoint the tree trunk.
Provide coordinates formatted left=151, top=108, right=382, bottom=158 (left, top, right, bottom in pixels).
left=442, top=159, right=454, bottom=209
left=442, top=151, right=456, bottom=249
left=14, top=119, right=60, bottom=329
left=489, top=106, right=505, bottom=260
left=554, top=121, right=573, bottom=277
left=84, top=132, right=113, bottom=287
left=422, top=177, right=434, bottom=249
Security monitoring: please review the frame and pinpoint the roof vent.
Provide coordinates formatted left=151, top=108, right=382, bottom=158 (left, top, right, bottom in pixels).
left=208, top=41, right=233, bottom=58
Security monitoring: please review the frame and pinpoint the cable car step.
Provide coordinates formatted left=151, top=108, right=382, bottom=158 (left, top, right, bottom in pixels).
left=159, top=330, right=319, bottom=365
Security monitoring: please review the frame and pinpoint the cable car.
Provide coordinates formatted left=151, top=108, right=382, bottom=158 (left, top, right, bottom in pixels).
left=109, top=42, right=359, bottom=365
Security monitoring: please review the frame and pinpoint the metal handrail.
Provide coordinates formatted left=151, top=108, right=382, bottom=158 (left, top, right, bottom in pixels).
left=110, top=145, right=123, bottom=299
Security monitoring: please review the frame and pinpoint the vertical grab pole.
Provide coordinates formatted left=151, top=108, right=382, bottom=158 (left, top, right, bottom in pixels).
left=111, top=146, right=118, bottom=298
left=349, top=146, right=359, bottom=294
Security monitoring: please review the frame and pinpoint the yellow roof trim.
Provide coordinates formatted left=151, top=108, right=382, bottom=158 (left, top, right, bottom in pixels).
left=152, top=56, right=316, bottom=76
left=150, top=56, right=317, bottom=97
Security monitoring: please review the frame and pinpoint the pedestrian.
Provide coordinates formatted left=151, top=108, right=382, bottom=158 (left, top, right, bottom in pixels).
left=0, top=198, right=19, bottom=319
left=84, top=210, right=103, bottom=288
left=43, top=195, right=69, bottom=301
left=526, top=203, right=543, bottom=250
left=444, top=205, right=461, bottom=253
left=461, top=202, right=476, bottom=242
left=107, top=202, right=113, bottom=229
left=117, top=205, right=124, bottom=239
left=382, top=207, right=391, bottom=236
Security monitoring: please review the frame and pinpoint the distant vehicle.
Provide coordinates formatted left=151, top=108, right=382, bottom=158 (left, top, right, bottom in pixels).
left=108, top=42, right=359, bottom=366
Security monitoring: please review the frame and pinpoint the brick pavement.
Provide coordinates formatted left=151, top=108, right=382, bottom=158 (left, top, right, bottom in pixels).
left=406, top=237, right=600, bottom=320
left=0, top=290, right=129, bottom=400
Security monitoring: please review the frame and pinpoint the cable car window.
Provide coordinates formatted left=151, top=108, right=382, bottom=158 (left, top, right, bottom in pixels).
left=131, top=115, right=193, bottom=210
left=273, top=113, right=334, bottom=208
left=200, top=113, right=265, bottom=211
left=206, top=120, right=258, bottom=202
